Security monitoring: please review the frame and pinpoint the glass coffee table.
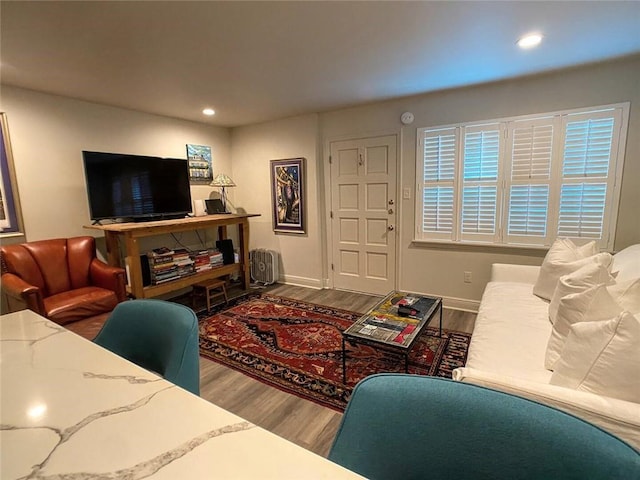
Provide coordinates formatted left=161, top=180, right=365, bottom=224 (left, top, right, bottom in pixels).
left=342, top=291, right=442, bottom=384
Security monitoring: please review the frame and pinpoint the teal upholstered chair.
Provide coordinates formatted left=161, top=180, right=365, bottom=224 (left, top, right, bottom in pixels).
left=329, top=374, right=639, bottom=480
left=94, top=299, right=200, bottom=395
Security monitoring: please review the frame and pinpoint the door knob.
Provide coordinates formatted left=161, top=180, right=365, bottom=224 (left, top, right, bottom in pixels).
left=388, top=199, right=394, bottom=205
left=388, top=208, right=394, bottom=214
left=388, top=225, right=394, bottom=231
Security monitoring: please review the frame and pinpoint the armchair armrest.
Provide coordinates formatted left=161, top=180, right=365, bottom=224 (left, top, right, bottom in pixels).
left=1, top=272, right=46, bottom=315
left=490, top=263, right=540, bottom=284
left=90, top=259, right=127, bottom=302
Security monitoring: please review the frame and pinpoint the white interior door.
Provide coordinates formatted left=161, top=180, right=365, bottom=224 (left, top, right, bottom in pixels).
left=329, top=135, right=397, bottom=295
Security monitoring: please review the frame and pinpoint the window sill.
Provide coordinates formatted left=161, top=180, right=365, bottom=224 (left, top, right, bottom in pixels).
left=410, top=238, right=549, bottom=256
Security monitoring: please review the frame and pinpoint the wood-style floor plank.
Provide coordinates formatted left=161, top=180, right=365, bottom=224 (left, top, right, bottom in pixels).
left=198, top=284, right=476, bottom=457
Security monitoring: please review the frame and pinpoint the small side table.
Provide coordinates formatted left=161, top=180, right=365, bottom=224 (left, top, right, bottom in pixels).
left=192, top=279, right=228, bottom=311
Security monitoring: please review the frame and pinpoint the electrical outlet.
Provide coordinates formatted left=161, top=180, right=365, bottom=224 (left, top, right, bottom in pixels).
left=464, top=271, right=472, bottom=283
left=403, top=187, right=411, bottom=199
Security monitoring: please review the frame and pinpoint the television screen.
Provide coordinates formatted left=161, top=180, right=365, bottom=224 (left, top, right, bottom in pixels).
left=82, top=151, right=192, bottom=221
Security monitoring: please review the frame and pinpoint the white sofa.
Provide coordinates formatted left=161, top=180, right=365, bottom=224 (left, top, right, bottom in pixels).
left=453, top=244, right=640, bottom=450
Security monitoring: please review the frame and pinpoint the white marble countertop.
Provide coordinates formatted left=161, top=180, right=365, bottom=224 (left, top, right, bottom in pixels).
left=0, top=310, right=363, bottom=479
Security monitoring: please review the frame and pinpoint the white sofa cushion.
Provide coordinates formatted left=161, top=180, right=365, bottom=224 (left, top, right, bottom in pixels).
left=533, top=238, right=611, bottom=301
left=545, top=278, right=640, bottom=370
left=466, top=281, right=552, bottom=384
left=548, top=261, right=614, bottom=325
left=550, top=312, right=640, bottom=403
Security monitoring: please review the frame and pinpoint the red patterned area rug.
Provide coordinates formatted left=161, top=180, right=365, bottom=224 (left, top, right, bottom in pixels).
left=198, top=294, right=471, bottom=411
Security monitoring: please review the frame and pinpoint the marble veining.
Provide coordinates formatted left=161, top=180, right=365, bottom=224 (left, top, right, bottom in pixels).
left=19, top=421, right=255, bottom=480
left=6, top=386, right=175, bottom=479
left=1, top=310, right=362, bottom=479
left=82, top=372, right=164, bottom=385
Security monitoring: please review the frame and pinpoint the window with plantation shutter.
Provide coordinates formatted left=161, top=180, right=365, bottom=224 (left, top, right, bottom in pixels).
left=505, top=118, right=556, bottom=245
left=415, top=103, right=628, bottom=250
left=556, top=110, right=621, bottom=243
left=460, top=124, right=501, bottom=242
left=418, top=127, right=458, bottom=240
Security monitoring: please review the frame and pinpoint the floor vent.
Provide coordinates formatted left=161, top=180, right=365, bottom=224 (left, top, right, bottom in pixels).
left=250, top=249, right=279, bottom=285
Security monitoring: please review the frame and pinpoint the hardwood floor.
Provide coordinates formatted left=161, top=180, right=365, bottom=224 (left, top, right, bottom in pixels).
left=198, top=284, right=477, bottom=457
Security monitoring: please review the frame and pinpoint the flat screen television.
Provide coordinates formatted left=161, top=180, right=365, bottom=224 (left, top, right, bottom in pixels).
left=82, top=151, right=192, bottom=222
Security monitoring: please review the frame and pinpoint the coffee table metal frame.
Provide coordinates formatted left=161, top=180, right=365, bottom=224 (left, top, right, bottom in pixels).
left=341, top=291, right=442, bottom=384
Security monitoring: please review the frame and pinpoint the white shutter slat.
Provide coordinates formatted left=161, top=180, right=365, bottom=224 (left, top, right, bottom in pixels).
left=463, top=128, right=499, bottom=181
left=511, top=124, right=553, bottom=180
left=563, top=118, right=614, bottom=178
left=507, top=185, right=549, bottom=237
left=422, top=187, right=454, bottom=233
left=557, top=183, right=607, bottom=238
left=461, top=186, right=497, bottom=235
left=424, top=132, right=456, bottom=181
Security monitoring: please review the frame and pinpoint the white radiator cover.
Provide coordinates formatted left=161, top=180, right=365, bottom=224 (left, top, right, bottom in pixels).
left=250, top=249, right=279, bottom=285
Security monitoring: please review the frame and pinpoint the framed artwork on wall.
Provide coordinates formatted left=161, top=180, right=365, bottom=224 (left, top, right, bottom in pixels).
left=0, top=113, right=25, bottom=237
left=186, top=144, right=213, bottom=184
left=270, top=158, right=305, bottom=234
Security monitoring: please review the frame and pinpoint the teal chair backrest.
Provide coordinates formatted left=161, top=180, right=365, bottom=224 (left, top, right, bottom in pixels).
left=329, top=374, right=639, bottom=480
left=94, top=299, right=200, bottom=395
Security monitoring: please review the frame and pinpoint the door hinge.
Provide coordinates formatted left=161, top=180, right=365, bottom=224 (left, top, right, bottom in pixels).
left=329, top=155, right=332, bottom=164
left=331, top=263, right=334, bottom=271
left=330, top=211, right=333, bottom=219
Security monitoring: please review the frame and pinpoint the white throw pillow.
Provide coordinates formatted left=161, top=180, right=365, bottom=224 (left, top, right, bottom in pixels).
left=611, top=244, right=640, bottom=282
left=533, top=238, right=608, bottom=301
left=549, top=312, right=640, bottom=403
left=544, top=277, right=640, bottom=370
left=548, top=261, right=614, bottom=325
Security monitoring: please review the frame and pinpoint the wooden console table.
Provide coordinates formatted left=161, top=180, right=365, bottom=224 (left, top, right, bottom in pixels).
left=84, top=214, right=259, bottom=299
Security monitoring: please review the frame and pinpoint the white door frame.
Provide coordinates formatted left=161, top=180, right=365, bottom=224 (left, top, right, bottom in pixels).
left=322, top=130, right=401, bottom=293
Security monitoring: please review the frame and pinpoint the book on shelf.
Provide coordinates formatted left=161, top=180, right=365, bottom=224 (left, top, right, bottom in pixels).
left=148, top=247, right=174, bottom=257
left=144, top=246, right=229, bottom=285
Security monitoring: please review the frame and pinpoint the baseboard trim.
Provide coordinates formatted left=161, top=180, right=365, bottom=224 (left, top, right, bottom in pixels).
left=398, top=288, right=480, bottom=313
left=280, top=275, right=323, bottom=289
left=441, top=295, right=480, bottom=313
left=277, top=280, right=480, bottom=312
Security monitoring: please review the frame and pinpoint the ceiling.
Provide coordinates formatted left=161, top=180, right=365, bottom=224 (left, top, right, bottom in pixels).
left=2, top=1, right=639, bottom=128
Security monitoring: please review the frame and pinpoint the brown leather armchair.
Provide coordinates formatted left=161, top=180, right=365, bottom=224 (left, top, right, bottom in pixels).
left=1, top=236, right=127, bottom=339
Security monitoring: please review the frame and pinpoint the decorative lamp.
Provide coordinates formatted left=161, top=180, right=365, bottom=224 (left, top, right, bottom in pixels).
left=210, top=173, right=236, bottom=211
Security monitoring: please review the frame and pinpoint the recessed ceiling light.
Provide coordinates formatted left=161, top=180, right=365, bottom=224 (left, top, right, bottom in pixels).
left=202, top=108, right=215, bottom=116
left=517, top=33, right=543, bottom=49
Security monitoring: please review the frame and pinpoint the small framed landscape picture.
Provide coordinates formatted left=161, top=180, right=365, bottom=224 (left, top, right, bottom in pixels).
left=186, top=144, right=213, bottom=184
left=270, top=158, right=305, bottom=234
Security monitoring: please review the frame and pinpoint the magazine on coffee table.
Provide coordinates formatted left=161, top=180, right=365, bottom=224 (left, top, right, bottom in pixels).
left=345, top=291, right=439, bottom=347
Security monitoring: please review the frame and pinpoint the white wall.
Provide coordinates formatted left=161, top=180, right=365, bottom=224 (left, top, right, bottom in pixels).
left=230, top=114, right=324, bottom=288
left=320, top=56, right=640, bottom=308
left=0, top=86, right=231, bottom=256
left=2, top=56, right=638, bottom=308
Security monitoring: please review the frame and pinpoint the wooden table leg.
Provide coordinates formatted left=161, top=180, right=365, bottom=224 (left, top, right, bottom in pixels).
left=239, top=219, right=250, bottom=290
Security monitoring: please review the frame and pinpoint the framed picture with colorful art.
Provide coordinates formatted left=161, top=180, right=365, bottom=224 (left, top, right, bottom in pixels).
left=0, top=113, right=25, bottom=237
left=186, top=144, right=213, bottom=184
left=270, top=158, right=305, bottom=234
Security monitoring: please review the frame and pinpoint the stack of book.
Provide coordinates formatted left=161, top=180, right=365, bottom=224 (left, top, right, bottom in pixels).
left=209, top=249, right=224, bottom=268
left=172, top=248, right=196, bottom=279
left=147, top=247, right=179, bottom=285
left=192, top=250, right=213, bottom=273
left=146, top=247, right=225, bottom=285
